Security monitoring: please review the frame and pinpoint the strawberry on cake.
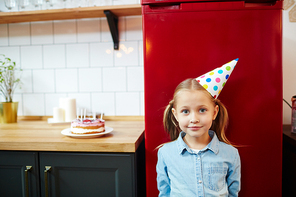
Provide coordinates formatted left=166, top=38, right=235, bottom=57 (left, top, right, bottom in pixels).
left=71, top=118, right=105, bottom=134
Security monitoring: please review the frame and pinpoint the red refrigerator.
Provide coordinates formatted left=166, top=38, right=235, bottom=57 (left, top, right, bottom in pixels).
left=142, top=0, right=283, bottom=196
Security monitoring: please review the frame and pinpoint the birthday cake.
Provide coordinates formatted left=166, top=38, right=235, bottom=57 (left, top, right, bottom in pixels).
left=71, top=118, right=105, bottom=134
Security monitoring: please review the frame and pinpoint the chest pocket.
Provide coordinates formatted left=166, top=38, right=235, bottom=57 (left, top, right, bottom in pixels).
left=203, top=162, right=228, bottom=192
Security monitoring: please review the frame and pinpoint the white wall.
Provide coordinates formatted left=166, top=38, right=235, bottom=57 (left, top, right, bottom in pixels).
left=283, top=6, right=296, bottom=124
left=0, top=14, right=144, bottom=116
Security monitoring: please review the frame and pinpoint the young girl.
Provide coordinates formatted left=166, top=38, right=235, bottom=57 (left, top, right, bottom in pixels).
left=157, top=61, right=241, bottom=197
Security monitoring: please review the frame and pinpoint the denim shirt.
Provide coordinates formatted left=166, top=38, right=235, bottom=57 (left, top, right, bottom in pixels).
left=157, top=131, right=241, bottom=197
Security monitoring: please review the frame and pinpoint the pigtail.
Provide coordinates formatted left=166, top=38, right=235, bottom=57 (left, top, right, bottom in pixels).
left=163, top=100, right=180, bottom=141
left=211, top=99, right=233, bottom=145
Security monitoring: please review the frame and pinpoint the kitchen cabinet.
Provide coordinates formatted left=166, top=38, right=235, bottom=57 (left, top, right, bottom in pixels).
left=283, top=125, right=296, bottom=197
left=0, top=120, right=145, bottom=197
left=0, top=151, right=40, bottom=197
left=0, top=142, right=145, bottom=197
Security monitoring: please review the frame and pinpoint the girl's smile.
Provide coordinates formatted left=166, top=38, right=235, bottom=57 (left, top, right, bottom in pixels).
left=187, top=126, right=202, bottom=131
left=172, top=89, right=219, bottom=149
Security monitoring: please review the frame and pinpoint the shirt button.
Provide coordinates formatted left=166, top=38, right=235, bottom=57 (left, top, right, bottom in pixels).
left=199, top=180, right=202, bottom=184
left=197, top=157, right=200, bottom=160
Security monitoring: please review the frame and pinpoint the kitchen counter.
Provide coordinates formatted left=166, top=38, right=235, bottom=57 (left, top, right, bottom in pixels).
left=0, top=120, right=146, bottom=196
left=0, top=120, right=144, bottom=153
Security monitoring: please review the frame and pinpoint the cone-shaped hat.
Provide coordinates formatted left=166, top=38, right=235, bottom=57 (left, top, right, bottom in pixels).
left=196, top=58, right=238, bottom=98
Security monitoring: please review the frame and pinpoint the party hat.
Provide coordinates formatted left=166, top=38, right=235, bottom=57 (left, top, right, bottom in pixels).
left=196, top=58, right=238, bottom=98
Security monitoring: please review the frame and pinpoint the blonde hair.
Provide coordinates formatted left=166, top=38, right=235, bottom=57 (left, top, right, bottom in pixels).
left=163, top=78, right=232, bottom=145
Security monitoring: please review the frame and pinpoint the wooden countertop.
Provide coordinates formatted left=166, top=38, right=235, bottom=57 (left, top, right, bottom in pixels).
left=0, top=120, right=144, bottom=153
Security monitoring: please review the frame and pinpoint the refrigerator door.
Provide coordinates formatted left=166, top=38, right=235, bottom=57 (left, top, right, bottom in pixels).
left=142, top=1, right=282, bottom=197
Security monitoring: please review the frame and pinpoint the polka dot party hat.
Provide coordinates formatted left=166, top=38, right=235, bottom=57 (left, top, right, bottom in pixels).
left=196, top=58, right=238, bottom=98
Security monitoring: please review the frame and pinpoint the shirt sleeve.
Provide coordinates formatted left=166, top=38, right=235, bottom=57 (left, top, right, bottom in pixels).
left=156, top=147, right=171, bottom=197
left=227, top=148, right=241, bottom=197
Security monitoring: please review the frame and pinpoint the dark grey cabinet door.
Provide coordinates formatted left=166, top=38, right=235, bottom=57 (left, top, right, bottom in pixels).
left=0, top=151, right=40, bottom=197
left=39, top=152, right=136, bottom=197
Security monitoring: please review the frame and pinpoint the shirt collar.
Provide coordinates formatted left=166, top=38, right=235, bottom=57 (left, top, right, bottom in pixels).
left=176, top=130, right=219, bottom=155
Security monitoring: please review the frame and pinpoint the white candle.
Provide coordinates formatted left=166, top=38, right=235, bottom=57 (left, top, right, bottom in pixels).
left=77, top=108, right=79, bottom=119
left=81, top=109, right=83, bottom=122
left=58, top=98, right=66, bottom=121
left=100, top=111, right=103, bottom=120
left=64, top=98, right=76, bottom=122
left=53, top=107, right=64, bottom=122
left=93, top=111, right=96, bottom=120
left=84, top=109, right=86, bottom=119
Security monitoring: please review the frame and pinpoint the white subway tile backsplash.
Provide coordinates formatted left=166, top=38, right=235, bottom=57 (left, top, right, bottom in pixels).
left=68, top=93, right=91, bottom=112
left=139, top=40, right=143, bottom=66
left=8, top=23, right=31, bottom=46
left=140, top=92, right=144, bottom=116
left=66, top=43, right=89, bottom=68
left=0, top=46, right=20, bottom=66
left=115, top=92, right=140, bottom=115
left=119, top=17, right=126, bottom=41
left=90, top=42, right=114, bottom=67
left=23, top=94, right=45, bottom=115
left=2, top=14, right=144, bottom=116
left=101, top=18, right=112, bottom=42
left=55, top=69, right=78, bottom=92
left=53, top=19, right=77, bottom=43
left=126, top=16, right=142, bottom=41
left=77, top=18, right=101, bottom=43
left=31, top=21, right=54, bottom=45
left=114, top=41, right=139, bottom=66
left=20, top=45, right=43, bottom=69
left=15, top=70, right=33, bottom=93
left=103, top=67, right=126, bottom=91
left=33, top=69, right=55, bottom=93
left=0, top=24, right=8, bottom=46
left=43, top=45, right=66, bottom=68
left=78, top=68, right=102, bottom=92
left=92, top=93, right=115, bottom=116
left=127, top=67, right=144, bottom=91
left=45, top=93, right=67, bottom=115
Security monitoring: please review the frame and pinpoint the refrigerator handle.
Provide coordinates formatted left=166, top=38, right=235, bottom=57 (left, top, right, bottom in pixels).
left=148, top=4, right=181, bottom=11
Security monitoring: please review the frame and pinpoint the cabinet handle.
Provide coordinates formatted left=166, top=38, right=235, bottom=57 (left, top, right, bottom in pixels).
left=25, top=166, right=32, bottom=197
left=44, top=166, right=52, bottom=197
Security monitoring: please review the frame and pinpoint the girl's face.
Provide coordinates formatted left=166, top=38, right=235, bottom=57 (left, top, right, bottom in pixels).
left=172, top=90, right=219, bottom=146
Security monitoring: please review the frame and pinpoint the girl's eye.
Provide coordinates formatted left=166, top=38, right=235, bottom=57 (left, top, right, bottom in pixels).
left=181, top=109, right=189, bottom=114
left=199, top=108, right=207, bottom=113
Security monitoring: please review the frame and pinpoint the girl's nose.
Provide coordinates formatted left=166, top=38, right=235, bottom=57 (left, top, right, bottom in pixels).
left=190, top=119, right=200, bottom=123
left=190, top=113, right=200, bottom=123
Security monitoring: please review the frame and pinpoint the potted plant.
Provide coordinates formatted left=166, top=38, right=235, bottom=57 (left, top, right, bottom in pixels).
left=0, top=54, right=22, bottom=123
